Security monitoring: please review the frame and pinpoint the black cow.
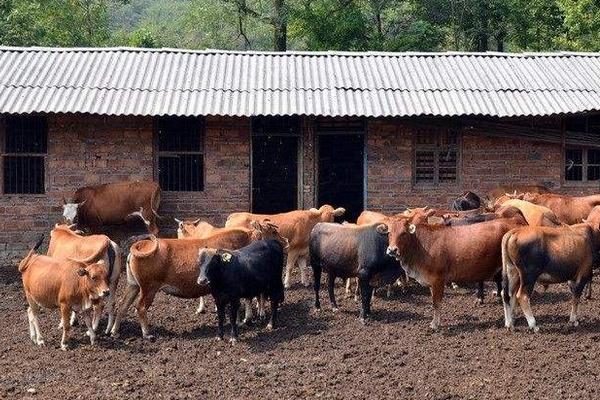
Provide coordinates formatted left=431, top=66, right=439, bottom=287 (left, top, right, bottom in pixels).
left=451, top=191, right=482, bottom=211
left=197, top=239, right=285, bottom=342
left=309, top=222, right=402, bottom=323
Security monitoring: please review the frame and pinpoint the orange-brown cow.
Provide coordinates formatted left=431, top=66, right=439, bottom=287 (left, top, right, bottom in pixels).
left=62, top=180, right=161, bottom=234
left=501, top=206, right=600, bottom=331
left=494, top=199, right=562, bottom=227
left=111, top=222, right=287, bottom=338
left=225, top=205, right=345, bottom=288
left=19, top=237, right=111, bottom=350
left=521, top=193, right=600, bottom=225
left=384, top=211, right=526, bottom=330
left=47, top=224, right=122, bottom=334
left=488, top=184, right=551, bottom=201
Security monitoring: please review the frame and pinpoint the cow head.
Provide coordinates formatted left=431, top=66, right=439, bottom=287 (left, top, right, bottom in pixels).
left=76, top=260, right=110, bottom=301
left=381, top=217, right=419, bottom=260
left=250, top=220, right=289, bottom=249
left=451, top=191, right=481, bottom=211
left=62, top=198, right=86, bottom=224
left=197, top=248, right=230, bottom=286
left=584, top=206, right=600, bottom=231
left=174, top=218, right=202, bottom=238
left=311, top=204, right=346, bottom=222
left=402, top=207, right=436, bottom=224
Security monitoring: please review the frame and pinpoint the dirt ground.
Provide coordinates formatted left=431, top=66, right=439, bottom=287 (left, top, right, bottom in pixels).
left=2, top=265, right=600, bottom=400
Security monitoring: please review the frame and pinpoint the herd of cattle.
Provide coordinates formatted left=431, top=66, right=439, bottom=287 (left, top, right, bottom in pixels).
left=15, top=180, right=600, bottom=349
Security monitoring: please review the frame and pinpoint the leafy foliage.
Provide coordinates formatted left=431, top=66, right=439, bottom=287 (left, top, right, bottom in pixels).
left=0, top=0, right=599, bottom=51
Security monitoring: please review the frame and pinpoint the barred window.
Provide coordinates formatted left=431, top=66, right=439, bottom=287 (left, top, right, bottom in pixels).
left=156, top=117, right=204, bottom=192
left=565, top=148, right=600, bottom=182
left=2, top=115, right=47, bottom=194
left=414, top=128, right=459, bottom=185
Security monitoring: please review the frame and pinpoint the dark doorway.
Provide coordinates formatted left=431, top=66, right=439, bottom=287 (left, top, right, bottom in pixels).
left=252, top=117, right=300, bottom=214
left=317, top=121, right=365, bottom=222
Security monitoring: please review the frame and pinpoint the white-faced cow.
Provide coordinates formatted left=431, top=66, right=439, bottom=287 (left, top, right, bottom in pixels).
left=62, top=180, right=161, bottom=234
left=226, top=205, right=345, bottom=288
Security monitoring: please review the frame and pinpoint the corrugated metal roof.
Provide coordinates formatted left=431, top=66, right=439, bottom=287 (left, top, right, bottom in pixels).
left=2, top=46, right=600, bottom=118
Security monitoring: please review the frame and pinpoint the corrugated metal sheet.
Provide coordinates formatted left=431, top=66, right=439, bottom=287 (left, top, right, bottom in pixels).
left=2, top=46, right=600, bottom=118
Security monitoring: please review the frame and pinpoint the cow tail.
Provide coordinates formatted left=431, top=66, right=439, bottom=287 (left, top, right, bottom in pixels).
left=130, top=235, right=159, bottom=259
left=501, top=230, right=516, bottom=305
left=150, top=187, right=162, bottom=219
left=106, top=240, right=120, bottom=279
left=18, top=234, right=44, bottom=273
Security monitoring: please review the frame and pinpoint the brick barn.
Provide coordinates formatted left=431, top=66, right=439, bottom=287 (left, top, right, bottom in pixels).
left=1, top=47, right=600, bottom=263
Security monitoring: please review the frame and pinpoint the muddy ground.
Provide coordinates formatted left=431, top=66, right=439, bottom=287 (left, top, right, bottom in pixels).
left=2, top=264, right=600, bottom=400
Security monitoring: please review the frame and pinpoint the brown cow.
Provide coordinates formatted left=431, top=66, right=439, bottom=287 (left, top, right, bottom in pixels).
left=494, top=199, right=562, bottom=227
left=488, top=184, right=551, bottom=201
left=226, top=205, right=345, bottom=288
left=111, top=222, right=287, bottom=338
left=384, top=212, right=526, bottom=329
left=501, top=206, right=600, bottom=331
left=47, top=224, right=122, bottom=334
left=19, top=237, right=111, bottom=350
left=62, top=180, right=161, bottom=234
left=521, top=193, right=600, bottom=225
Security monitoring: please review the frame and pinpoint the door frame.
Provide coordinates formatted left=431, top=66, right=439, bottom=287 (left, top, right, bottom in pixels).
left=250, top=117, right=303, bottom=213
left=315, top=119, right=367, bottom=211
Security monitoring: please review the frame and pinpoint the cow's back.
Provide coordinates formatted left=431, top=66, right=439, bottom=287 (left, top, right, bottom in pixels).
left=310, top=223, right=360, bottom=277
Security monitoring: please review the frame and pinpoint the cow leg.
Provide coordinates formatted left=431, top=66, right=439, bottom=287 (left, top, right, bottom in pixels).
left=585, top=276, right=593, bottom=300
left=476, top=282, right=484, bottom=304
left=241, top=299, right=253, bottom=325
left=26, top=297, right=44, bottom=346
left=358, top=278, right=373, bottom=324
left=196, top=296, right=206, bottom=314
left=570, top=275, right=591, bottom=327
left=59, top=303, right=72, bottom=350
left=82, top=309, right=96, bottom=347
left=92, top=304, right=104, bottom=332
left=136, top=288, right=158, bottom=339
left=516, top=279, right=538, bottom=332
left=229, top=299, right=240, bottom=343
left=345, top=278, right=352, bottom=298
left=216, top=302, right=226, bottom=341
left=327, top=272, right=339, bottom=311
left=502, top=266, right=521, bottom=330
left=429, top=280, right=444, bottom=330
left=298, top=256, right=310, bottom=287
left=258, top=295, right=267, bottom=319
left=267, top=297, right=279, bottom=330
left=493, top=271, right=502, bottom=298
left=313, top=264, right=322, bottom=310
left=284, top=252, right=299, bottom=289
left=111, top=283, right=140, bottom=337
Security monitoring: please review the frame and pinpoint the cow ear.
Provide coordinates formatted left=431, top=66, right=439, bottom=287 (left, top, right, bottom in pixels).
left=333, top=207, right=346, bottom=217
left=408, top=224, right=417, bottom=234
left=77, top=268, right=88, bottom=277
left=220, top=251, right=232, bottom=263
left=376, top=224, right=388, bottom=235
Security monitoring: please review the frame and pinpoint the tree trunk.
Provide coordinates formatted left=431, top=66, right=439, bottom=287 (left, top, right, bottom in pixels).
left=273, top=0, right=287, bottom=51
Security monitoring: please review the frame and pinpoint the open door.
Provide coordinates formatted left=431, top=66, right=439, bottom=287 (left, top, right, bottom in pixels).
left=251, top=117, right=300, bottom=214
left=317, top=120, right=365, bottom=222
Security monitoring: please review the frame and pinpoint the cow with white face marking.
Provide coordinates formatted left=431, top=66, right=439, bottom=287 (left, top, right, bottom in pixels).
left=19, top=237, right=111, bottom=350
left=62, top=180, right=161, bottom=234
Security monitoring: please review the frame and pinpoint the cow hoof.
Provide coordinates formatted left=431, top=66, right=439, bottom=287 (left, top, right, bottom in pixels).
left=570, top=320, right=580, bottom=327
left=359, top=318, right=369, bottom=326
left=266, top=323, right=273, bottom=331
left=529, top=326, right=540, bottom=333
left=60, top=344, right=69, bottom=351
left=241, top=319, right=253, bottom=326
left=143, top=334, right=155, bottom=341
left=229, top=337, right=238, bottom=345
left=475, top=298, right=484, bottom=305
left=195, top=308, right=206, bottom=315
left=331, top=307, right=339, bottom=313
left=216, top=336, right=223, bottom=342
left=36, top=339, right=45, bottom=347
left=429, top=322, right=439, bottom=331
left=110, top=331, right=120, bottom=339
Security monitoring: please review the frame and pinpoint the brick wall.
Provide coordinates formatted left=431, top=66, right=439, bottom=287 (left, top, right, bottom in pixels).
left=0, top=114, right=250, bottom=265
left=366, top=119, right=600, bottom=215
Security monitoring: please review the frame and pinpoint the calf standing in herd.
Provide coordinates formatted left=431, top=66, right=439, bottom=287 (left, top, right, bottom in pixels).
left=197, top=239, right=285, bottom=342
left=19, top=236, right=111, bottom=350
left=501, top=206, right=600, bottom=331
left=226, top=205, right=345, bottom=288
left=309, top=222, right=402, bottom=322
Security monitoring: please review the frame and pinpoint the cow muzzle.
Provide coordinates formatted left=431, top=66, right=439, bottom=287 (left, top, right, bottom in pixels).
left=386, top=246, right=399, bottom=257
left=101, top=289, right=110, bottom=298
left=197, top=277, right=210, bottom=286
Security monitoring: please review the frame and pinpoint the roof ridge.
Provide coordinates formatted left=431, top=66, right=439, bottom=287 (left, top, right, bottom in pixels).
left=1, top=46, right=600, bottom=57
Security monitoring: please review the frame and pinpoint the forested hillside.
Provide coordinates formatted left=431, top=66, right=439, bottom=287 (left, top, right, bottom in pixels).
left=1, top=0, right=600, bottom=52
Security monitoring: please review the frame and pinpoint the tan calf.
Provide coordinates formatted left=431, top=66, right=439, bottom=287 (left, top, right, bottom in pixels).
left=19, top=238, right=111, bottom=350
left=226, top=204, right=345, bottom=288
left=48, top=224, right=122, bottom=334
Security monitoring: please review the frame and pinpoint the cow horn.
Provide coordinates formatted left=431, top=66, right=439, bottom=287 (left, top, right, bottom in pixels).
left=78, top=200, right=86, bottom=207
left=174, top=218, right=183, bottom=225
left=68, top=223, right=77, bottom=230
left=192, top=219, right=201, bottom=225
